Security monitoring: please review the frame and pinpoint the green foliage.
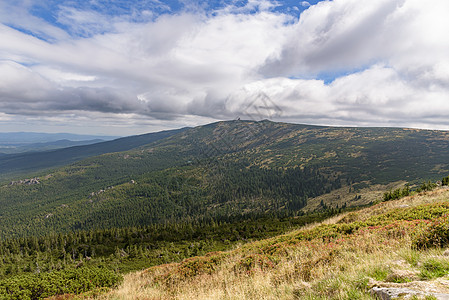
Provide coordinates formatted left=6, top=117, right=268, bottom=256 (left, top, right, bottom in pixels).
left=368, top=202, right=449, bottom=224
left=0, top=128, right=186, bottom=179
left=415, top=215, right=449, bottom=249
left=383, top=184, right=411, bottom=201
left=0, top=211, right=339, bottom=298
left=442, top=176, right=449, bottom=186
left=419, top=258, right=449, bottom=280
left=0, top=266, right=121, bottom=300
left=2, top=121, right=449, bottom=239
left=2, top=121, right=449, bottom=298
left=0, top=161, right=340, bottom=239
left=415, top=181, right=437, bottom=193
left=383, top=176, right=447, bottom=202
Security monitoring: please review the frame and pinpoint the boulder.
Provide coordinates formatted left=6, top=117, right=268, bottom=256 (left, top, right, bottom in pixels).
left=371, top=287, right=449, bottom=299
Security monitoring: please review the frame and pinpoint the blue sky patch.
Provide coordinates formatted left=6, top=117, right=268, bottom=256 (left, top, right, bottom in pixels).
left=20, top=0, right=328, bottom=36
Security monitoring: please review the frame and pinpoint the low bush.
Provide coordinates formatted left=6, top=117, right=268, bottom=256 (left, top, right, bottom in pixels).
left=0, top=266, right=122, bottom=300
left=415, top=215, right=449, bottom=249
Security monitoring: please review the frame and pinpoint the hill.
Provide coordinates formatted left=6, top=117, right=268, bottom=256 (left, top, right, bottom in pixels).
left=100, top=187, right=449, bottom=299
left=0, top=127, right=188, bottom=179
left=1, top=120, right=449, bottom=239
left=0, top=132, right=119, bottom=144
left=2, top=184, right=449, bottom=299
left=0, top=132, right=119, bottom=154
left=0, top=139, right=105, bottom=154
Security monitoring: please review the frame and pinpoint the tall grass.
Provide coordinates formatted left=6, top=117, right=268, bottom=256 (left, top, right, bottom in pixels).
left=94, top=189, right=449, bottom=299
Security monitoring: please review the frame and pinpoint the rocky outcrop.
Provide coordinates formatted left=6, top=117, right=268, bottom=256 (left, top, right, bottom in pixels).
left=369, top=276, right=449, bottom=300
left=10, top=177, right=40, bottom=185
left=371, top=286, right=449, bottom=299
left=88, top=186, right=114, bottom=198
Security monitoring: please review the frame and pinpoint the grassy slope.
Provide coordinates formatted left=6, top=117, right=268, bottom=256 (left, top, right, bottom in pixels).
left=99, top=188, right=449, bottom=299
left=303, top=180, right=407, bottom=211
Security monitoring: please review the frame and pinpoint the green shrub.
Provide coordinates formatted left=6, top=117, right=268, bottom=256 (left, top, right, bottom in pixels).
left=442, top=176, right=449, bottom=186
left=0, top=266, right=122, bottom=300
left=383, top=185, right=411, bottom=202
left=235, top=254, right=275, bottom=273
left=415, top=215, right=449, bottom=249
left=415, top=181, right=437, bottom=193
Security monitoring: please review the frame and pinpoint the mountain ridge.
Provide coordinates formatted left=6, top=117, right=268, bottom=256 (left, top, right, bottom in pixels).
left=0, top=132, right=119, bottom=143
left=0, top=139, right=105, bottom=154
left=0, top=127, right=189, bottom=179
left=1, top=120, right=449, bottom=299
left=1, top=120, right=449, bottom=239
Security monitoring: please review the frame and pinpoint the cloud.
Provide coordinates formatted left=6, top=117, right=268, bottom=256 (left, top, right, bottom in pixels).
left=0, top=0, right=449, bottom=135
left=56, top=6, right=117, bottom=37
left=1, top=3, right=290, bottom=119
left=0, top=1, right=69, bottom=42
left=226, top=64, right=449, bottom=128
left=261, top=0, right=401, bottom=76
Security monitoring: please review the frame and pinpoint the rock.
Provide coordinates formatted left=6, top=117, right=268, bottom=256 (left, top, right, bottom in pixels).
left=443, top=249, right=449, bottom=257
left=370, top=287, right=449, bottom=299
left=9, top=177, right=40, bottom=186
left=385, top=269, right=419, bottom=282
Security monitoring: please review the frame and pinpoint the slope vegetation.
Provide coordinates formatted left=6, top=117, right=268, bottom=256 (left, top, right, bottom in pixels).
left=102, top=187, right=449, bottom=300
left=1, top=120, right=449, bottom=239
left=0, top=127, right=187, bottom=179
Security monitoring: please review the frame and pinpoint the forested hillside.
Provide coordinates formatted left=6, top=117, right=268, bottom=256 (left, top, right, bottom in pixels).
left=1, top=120, right=449, bottom=239
left=105, top=186, right=449, bottom=299
left=2, top=120, right=449, bottom=299
left=0, top=139, right=105, bottom=154
left=0, top=127, right=187, bottom=179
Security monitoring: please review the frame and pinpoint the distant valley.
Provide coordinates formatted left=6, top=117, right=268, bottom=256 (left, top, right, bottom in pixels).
left=0, top=128, right=187, bottom=179
left=0, top=138, right=105, bottom=154
left=0, top=132, right=120, bottom=155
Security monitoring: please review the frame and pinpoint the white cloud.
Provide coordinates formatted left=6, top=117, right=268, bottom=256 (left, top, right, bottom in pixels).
left=56, top=6, right=116, bottom=37
left=0, top=61, right=53, bottom=101
left=0, top=0, right=449, bottom=134
left=0, top=1, right=69, bottom=42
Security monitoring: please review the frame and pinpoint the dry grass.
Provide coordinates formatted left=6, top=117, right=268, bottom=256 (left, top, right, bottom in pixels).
left=303, top=181, right=407, bottom=212
left=99, top=234, right=400, bottom=299
left=338, top=187, right=449, bottom=224
left=90, top=188, right=449, bottom=300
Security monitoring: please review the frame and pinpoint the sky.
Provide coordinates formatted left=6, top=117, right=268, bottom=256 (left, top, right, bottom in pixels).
left=1, top=0, right=449, bottom=136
